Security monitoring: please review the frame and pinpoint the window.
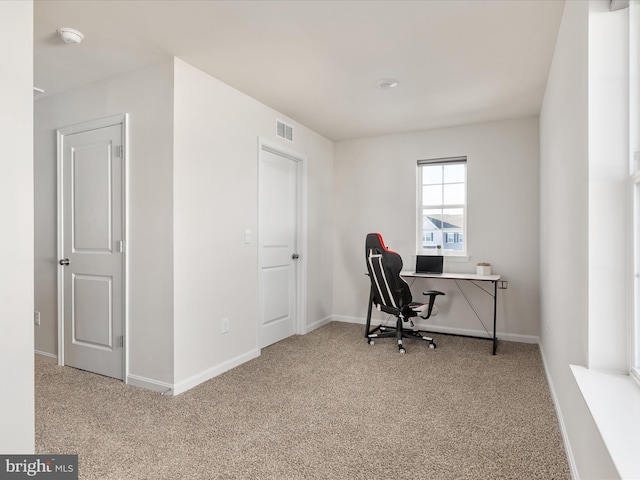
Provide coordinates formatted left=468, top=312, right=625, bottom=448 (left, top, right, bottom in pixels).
left=632, top=2, right=640, bottom=384
left=634, top=161, right=640, bottom=384
left=417, top=156, right=467, bottom=256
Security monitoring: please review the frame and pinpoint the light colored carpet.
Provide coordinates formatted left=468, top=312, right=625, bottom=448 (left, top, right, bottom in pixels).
left=36, top=322, right=571, bottom=479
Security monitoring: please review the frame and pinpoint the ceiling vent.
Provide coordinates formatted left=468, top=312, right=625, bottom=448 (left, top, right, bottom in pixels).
left=276, top=119, right=294, bottom=142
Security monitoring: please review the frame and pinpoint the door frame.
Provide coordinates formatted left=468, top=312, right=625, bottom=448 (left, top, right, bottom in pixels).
left=257, top=138, right=307, bottom=347
left=56, top=113, right=128, bottom=379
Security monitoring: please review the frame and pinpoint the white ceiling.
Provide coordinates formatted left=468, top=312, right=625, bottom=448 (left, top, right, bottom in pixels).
left=34, top=0, right=565, bottom=141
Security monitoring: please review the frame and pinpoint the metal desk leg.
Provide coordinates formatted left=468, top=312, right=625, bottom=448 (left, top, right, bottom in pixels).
left=492, top=280, right=498, bottom=355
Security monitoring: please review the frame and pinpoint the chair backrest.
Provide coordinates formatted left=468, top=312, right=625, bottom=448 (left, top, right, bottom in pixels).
left=365, top=233, right=412, bottom=312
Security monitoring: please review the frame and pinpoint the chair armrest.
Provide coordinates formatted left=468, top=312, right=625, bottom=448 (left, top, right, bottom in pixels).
left=422, top=290, right=445, bottom=297
left=421, top=290, right=445, bottom=318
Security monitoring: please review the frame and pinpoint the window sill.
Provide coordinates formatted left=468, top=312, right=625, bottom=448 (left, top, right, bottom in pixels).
left=571, top=365, right=640, bottom=479
left=631, top=367, right=640, bottom=388
left=444, top=255, right=469, bottom=263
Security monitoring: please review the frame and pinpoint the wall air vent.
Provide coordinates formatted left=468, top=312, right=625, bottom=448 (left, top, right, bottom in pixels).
left=276, top=119, right=294, bottom=142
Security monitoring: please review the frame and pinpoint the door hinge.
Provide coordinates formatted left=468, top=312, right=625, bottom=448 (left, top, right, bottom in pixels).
left=118, top=240, right=125, bottom=253
left=115, top=145, right=124, bottom=158
left=118, top=335, right=124, bottom=348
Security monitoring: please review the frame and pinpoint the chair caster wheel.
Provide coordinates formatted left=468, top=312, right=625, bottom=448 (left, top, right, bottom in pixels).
left=368, top=339, right=374, bottom=345
left=429, top=343, right=436, bottom=349
left=399, top=348, right=406, bottom=354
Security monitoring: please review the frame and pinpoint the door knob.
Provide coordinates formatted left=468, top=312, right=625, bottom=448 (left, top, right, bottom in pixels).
left=292, top=253, right=300, bottom=260
left=59, top=258, right=70, bottom=266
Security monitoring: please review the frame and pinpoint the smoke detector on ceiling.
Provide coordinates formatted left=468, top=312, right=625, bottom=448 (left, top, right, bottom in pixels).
left=57, top=27, right=84, bottom=44
left=376, top=79, right=399, bottom=90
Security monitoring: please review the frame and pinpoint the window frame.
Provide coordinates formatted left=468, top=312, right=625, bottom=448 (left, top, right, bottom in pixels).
left=633, top=167, right=640, bottom=384
left=417, top=156, right=467, bottom=257
left=632, top=1, right=640, bottom=384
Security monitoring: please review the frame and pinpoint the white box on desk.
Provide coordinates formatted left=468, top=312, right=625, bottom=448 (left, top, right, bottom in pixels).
left=476, top=265, right=491, bottom=275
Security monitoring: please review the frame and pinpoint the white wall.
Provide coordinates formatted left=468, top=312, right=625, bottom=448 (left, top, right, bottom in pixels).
left=333, top=118, right=540, bottom=340
left=34, top=61, right=176, bottom=385
left=172, top=58, right=334, bottom=388
left=0, top=0, right=34, bottom=453
left=35, top=57, right=334, bottom=393
left=539, top=0, right=619, bottom=477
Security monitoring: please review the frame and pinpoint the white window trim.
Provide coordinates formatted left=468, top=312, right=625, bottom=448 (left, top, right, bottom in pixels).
left=571, top=365, right=640, bottom=479
left=631, top=130, right=640, bottom=364
left=633, top=171, right=640, bottom=376
left=417, top=156, right=468, bottom=257
left=569, top=6, right=640, bottom=480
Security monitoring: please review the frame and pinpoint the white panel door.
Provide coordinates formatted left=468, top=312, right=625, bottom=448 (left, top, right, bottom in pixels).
left=259, top=148, right=299, bottom=348
left=60, top=123, right=124, bottom=379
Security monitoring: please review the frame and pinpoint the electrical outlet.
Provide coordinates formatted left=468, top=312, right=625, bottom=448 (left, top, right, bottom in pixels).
left=221, top=318, right=230, bottom=334
left=34, top=311, right=41, bottom=326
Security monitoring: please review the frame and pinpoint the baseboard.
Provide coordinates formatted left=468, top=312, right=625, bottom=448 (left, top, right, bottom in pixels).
left=305, top=315, right=333, bottom=333
left=538, top=343, right=579, bottom=479
left=35, top=350, right=58, bottom=364
left=332, top=315, right=366, bottom=325
left=332, top=315, right=539, bottom=344
left=496, top=332, right=539, bottom=344
left=171, top=348, right=261, bottom=396
left=126, top=374, right=174, bottom=396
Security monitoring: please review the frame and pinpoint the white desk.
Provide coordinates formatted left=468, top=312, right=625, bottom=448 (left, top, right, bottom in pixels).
left=400, top=271, right=501, bottom=354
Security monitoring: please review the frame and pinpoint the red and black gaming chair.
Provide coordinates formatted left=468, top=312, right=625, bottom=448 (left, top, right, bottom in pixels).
left=365, top=232, right=444, bottom=353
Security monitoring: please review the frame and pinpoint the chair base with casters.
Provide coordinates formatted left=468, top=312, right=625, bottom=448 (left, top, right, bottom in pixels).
left=365, top=289, right=445, bottom=354
left=364, top=232, right=445, bottom=354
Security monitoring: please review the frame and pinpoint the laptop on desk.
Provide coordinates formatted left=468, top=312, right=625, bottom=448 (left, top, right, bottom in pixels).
left=415, top=255, right=444, bottom=275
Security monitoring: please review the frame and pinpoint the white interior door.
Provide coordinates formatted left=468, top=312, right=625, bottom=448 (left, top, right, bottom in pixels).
left=259, top=147, right=300, bottom=348
left=59, top=120, right=125, bottom=379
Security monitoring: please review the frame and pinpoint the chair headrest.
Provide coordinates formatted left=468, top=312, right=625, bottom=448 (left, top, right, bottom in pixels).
left=366, top=233, right=398, bottom=256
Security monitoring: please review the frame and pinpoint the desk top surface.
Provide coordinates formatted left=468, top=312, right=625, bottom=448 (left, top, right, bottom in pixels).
left=401, top=270, right=501, bottom=281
